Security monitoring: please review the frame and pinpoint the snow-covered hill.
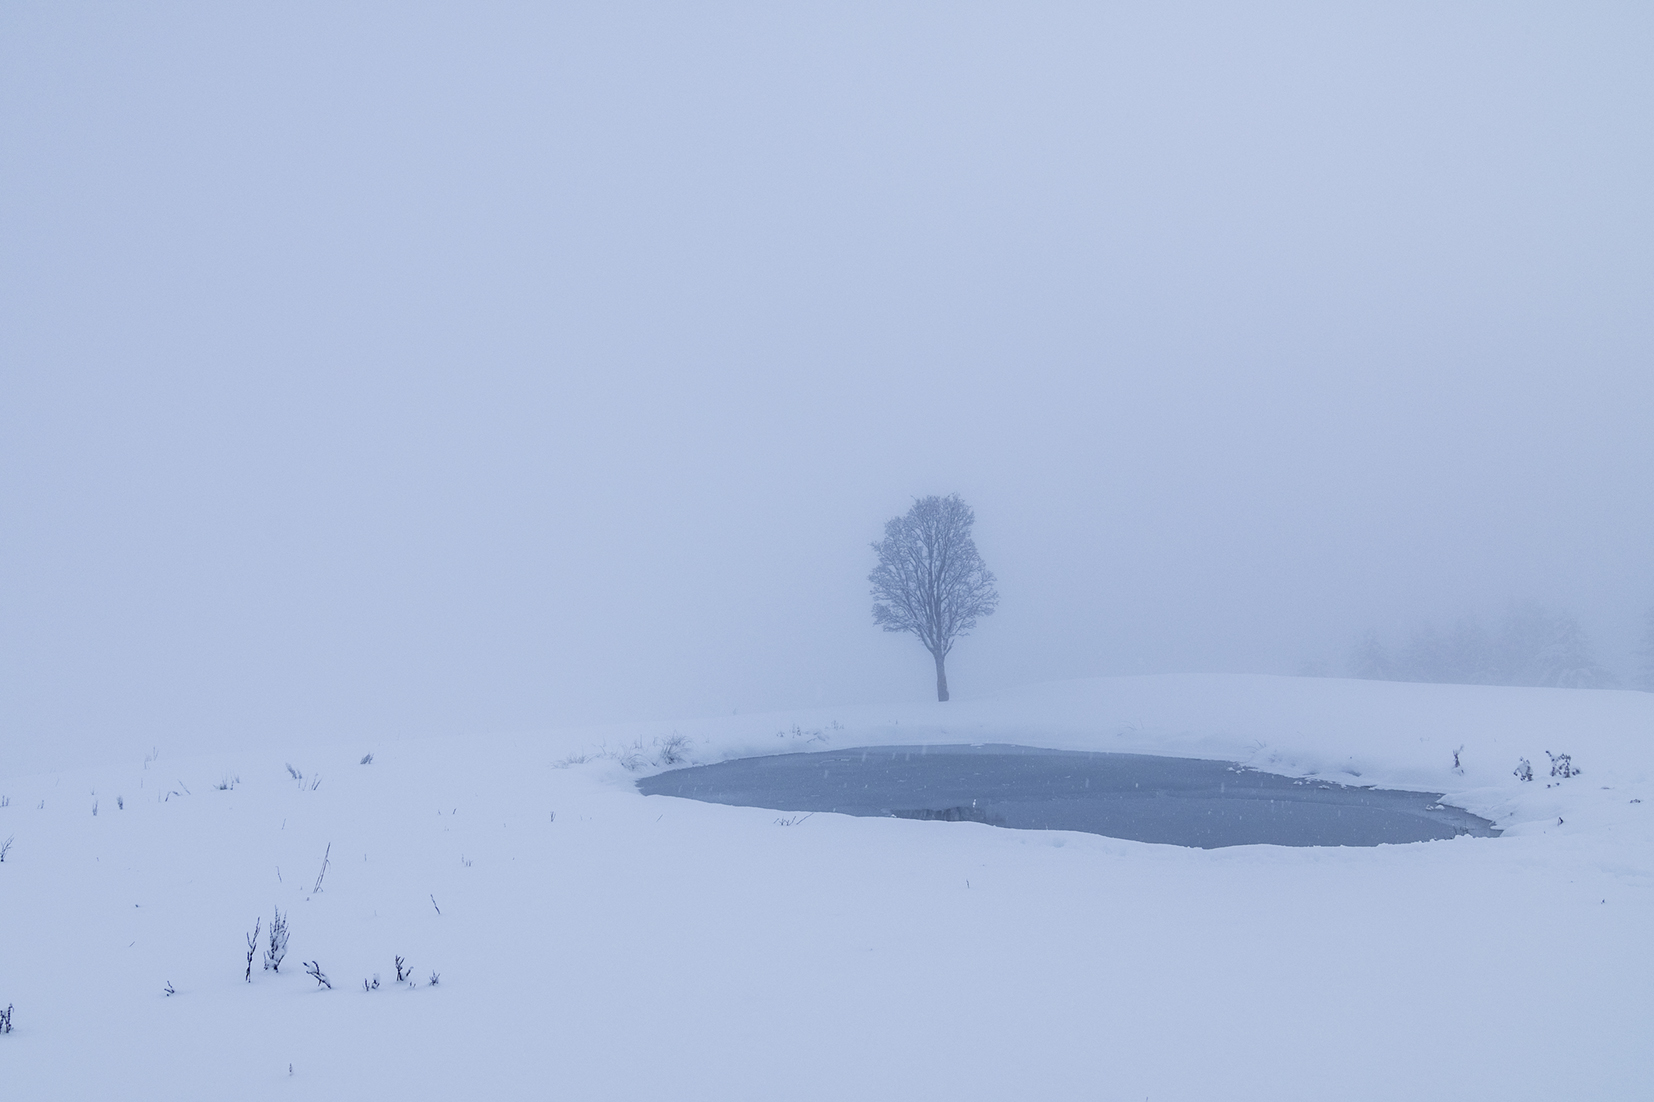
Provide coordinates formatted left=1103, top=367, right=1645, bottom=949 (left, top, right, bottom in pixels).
left=2, top=675, right=1649, bottom=1099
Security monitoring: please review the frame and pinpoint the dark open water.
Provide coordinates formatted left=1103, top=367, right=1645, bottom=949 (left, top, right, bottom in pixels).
left=637, top=744, right=1500, bottom=848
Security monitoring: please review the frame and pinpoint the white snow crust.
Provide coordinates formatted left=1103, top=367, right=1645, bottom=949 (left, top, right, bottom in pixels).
left=2, top=674, right=1649, bottom=1099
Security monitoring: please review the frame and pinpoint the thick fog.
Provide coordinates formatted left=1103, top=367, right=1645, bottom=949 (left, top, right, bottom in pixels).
left=4, top=4, right=1651, bottom=775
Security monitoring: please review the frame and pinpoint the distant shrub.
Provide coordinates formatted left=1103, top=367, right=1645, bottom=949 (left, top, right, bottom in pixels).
left=1513, top=758, right=1533, bottom=782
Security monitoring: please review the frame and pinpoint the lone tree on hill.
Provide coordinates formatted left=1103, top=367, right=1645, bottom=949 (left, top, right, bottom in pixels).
left=869, top=494, right=998, bottom=701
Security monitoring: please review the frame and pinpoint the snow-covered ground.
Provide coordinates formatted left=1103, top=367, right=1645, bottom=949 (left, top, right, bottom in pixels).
left=2, top=674, right=1649, bottom=1100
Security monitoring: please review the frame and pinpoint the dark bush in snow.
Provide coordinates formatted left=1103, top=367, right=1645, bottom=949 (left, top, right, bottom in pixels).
left=654, top=734, right=691, bottom=766
left=1546, top=751, right=1579, bottom=779
left=265, top=907, right=289, bottom=972
left=1514, top=758, right=1533, bottom=782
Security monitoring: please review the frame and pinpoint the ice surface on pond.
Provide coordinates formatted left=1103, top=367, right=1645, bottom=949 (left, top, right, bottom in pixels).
left=638, top=743, right=1500, bottom=847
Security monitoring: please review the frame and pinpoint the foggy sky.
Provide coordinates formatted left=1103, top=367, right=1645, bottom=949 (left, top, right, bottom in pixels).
left=4, top=3, right=1652, bottom=775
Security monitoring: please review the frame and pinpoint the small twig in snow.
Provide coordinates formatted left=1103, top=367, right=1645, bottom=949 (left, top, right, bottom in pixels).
left=245, top=917, right=262, bottom=982
left=313, top=843, right=331, bottom=893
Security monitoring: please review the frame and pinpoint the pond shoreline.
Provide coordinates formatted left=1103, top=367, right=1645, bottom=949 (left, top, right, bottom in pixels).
left=638, top=743, right=1501, bottom=848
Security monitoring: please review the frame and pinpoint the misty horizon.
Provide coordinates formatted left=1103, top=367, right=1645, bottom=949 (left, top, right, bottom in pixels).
left=4, top=4, right=1652, bottom=777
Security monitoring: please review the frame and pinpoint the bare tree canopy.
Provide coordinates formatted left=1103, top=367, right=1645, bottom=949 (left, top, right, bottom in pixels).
left=869, top=494, right=998, bottom=701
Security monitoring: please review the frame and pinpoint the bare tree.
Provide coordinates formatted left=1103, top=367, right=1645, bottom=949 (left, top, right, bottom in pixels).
left=869, top=494, right=998, bottom=701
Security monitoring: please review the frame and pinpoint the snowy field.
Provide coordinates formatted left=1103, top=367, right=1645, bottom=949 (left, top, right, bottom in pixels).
left=2, top=674, right=1650, bottom=1100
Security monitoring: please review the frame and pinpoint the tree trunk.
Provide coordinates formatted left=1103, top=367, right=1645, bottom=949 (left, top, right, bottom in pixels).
left=934, top=650, right=949, bottom=702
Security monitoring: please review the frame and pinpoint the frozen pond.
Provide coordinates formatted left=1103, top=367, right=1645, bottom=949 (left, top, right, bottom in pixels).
left=637, top=744, right=1501, bottom=848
